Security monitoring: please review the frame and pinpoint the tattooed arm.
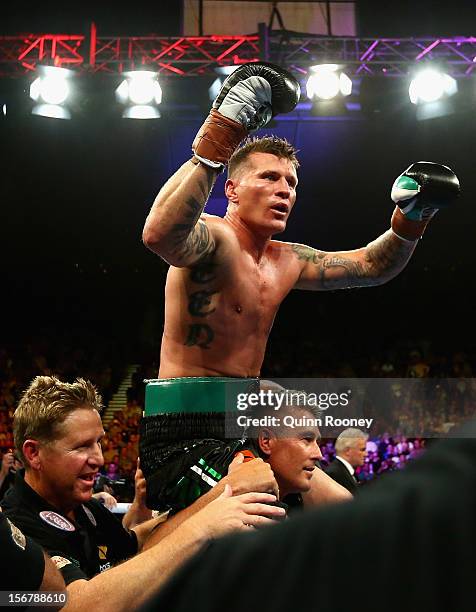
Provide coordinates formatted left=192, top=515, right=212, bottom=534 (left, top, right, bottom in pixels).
left=292, top=230, right=418, bottom=290
left=143, top=160, right=220, bottom=267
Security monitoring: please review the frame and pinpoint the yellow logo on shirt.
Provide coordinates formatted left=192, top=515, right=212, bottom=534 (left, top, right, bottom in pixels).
left=98, top=545, right=108, bottom=560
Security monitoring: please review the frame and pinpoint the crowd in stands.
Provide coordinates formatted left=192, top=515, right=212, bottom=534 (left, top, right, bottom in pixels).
left=0, top=327, right=125, bottom=412
left=1, top=331, right=474, bottom=501
left=263, top=334, right=475, bottom=437
left=320, top=435, right=427, bottom=484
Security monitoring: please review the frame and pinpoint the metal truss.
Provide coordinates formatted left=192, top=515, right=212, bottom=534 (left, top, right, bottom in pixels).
left=0, top=28, right=261, bottom=77
left=1, top=27, right=476, bottom=78
left=89, top=25, right=261, bottom=75
left=272, top=34, right=476, bottom=77
left=0, top=34, right=85, bottom=75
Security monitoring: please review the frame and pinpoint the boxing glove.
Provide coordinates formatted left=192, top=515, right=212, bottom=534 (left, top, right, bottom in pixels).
left=192, top=62, right=300, bottom=169
left=391, top=161, right=460, bottom=241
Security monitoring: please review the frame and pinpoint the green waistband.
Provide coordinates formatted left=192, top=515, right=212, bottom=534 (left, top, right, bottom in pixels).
left=144, top=377, right=259, bottom=416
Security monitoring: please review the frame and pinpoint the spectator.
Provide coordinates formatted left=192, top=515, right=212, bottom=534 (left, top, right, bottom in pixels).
left=105, top=460, right=121, bottom=481
left=0, top=451, right=23, bottom=499
left=325, top=428, right=369, bottom=495
left=406, top=349, right=430, bottom=378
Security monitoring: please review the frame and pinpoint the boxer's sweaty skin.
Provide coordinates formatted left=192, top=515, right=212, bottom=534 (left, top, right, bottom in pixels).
left=160, top=221, right=302, bottom=378
left=143, top=153, right=416, bottom=378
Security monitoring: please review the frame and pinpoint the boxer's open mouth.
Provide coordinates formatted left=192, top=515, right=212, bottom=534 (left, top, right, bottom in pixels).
left=270, top=203, right=289, bottom=214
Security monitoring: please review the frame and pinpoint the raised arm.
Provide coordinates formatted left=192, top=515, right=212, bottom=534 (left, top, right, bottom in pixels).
left=294, top=161, right=460, bottom=291
left=143, top=62, right=300, bottom=268
left=142, top=160, right=219, bottom=268
left=293, top=230, right=416, bottom=290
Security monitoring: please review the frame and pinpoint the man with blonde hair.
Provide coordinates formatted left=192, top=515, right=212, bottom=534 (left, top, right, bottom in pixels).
left=2, top=375, right=286, bottom=610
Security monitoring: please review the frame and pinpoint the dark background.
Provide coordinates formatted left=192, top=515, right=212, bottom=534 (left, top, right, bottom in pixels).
left=2, top=2, right=475, bottom=37
left=1, top=3, right=475, bottom=366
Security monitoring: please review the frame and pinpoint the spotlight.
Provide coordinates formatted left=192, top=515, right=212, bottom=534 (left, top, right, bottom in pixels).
left=306, top=64, right=352, bottom=101
left=408, top=68, right=457, bottom=104
left=123, top=106, right=160, bottom=119
left=29, top=66, right=74, bottom=120
left=116, top=71, right=162, bottom=119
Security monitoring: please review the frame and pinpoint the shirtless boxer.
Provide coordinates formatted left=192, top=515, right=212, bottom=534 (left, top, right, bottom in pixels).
left=144, top=68, right=459, bottom=377
left=141, top=62, right=460, bottom=510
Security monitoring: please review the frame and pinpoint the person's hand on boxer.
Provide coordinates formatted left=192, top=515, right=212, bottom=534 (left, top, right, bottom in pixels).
left=132, top=459, right=149, bottom=507
left=222, top=453, right=279, bottom=498
left=390, top=161, right=460, bottom=241
left=93, top=491, right=118, bottom=510
left=123, top=459, right=153, bottom=529
left=184, top=484, right=285, bottom=540
left=192, top=62, right=300, bottom=169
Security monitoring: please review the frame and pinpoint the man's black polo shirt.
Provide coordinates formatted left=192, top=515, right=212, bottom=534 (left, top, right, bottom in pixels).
left=1, top=472, right=138, bottom=585
left=0, top=511, right=45, bottom=591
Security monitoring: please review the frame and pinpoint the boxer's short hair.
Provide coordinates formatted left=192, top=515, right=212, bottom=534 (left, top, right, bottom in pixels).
left=14, top=376, right=103, bottom=464
left=228, top=135, right=299, bottom=178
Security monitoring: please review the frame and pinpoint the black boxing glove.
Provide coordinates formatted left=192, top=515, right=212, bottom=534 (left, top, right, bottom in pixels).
left=390, top=161, right=460, bottom=241
left=213, top=61, right=301, bottom=128
left=192, top=62, right=300, bottom=169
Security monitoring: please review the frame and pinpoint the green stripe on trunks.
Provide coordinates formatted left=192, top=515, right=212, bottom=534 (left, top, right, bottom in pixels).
left=144, top=377, right=259, bottom=416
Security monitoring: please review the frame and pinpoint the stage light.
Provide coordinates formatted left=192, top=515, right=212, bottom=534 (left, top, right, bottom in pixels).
left=29, top=66, right=74, bottom=120
left=115, top=71, right=162, bottom=119
left=31, top=104, right=71, bottom=120
left=128, top=72, right=160, bottom=105
left=306, top=64, right=352, bottom=101
left=123, top=105, right=160, bottom=119
left=408, top=68, right=457, bottom=104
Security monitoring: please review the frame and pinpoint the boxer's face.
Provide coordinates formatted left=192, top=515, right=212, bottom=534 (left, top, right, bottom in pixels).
left=259, top=408, right=322, bottom=498
left=35, top=408, right=105, bottom=511
left=226, top=152, right=298, bottom=237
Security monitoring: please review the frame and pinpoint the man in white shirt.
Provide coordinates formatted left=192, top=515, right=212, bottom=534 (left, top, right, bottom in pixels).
left=325, top=428, right=368, bottom=495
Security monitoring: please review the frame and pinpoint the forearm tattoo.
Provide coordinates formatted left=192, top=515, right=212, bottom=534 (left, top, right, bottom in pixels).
left=319, top=256, right=370, bottom=289
left=365, top=231, right=415, bottom=275
left=169, top=169, right=217, bottom=262
left=293, top=231, right=415, bottom=290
